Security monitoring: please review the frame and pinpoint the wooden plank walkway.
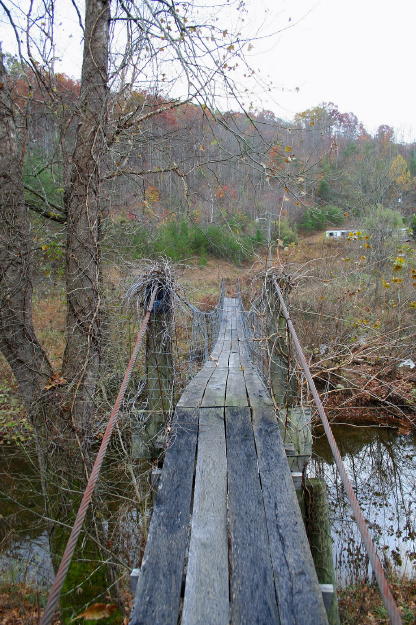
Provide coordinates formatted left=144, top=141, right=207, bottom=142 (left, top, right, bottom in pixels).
left=130, top=297, right=328, bottom=625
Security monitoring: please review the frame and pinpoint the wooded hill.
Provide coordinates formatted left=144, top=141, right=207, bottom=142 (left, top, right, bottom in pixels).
left=10, top=57, right=416, bottom=249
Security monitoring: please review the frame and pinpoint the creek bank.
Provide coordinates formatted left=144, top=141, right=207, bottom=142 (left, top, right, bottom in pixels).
left=313, top=358, right=416, bottom=431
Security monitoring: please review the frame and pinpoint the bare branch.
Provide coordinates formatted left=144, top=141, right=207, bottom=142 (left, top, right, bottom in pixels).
left=25, top=200, right=66, bottom=223
left=23, top=182, right=66, bottom=216
left=70, top=0, right=84, bottom=32
left=0, top=0, right=24, bottom=60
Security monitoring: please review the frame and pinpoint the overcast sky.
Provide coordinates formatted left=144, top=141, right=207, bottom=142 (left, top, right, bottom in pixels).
left=247, top=0, right=416, bottom=140
left=1, top=0, right=415, bottom=140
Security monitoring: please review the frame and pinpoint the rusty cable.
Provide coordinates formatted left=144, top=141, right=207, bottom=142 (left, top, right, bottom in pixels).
left=273, top=277, right=402, bottom=625
left=40, top=288, right=157, bottom=625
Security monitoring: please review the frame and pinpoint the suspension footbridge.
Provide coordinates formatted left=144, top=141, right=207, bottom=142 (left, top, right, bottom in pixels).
left=39, top=272, right=403, bottom=625
left=130, top=295, right=328, bottom=625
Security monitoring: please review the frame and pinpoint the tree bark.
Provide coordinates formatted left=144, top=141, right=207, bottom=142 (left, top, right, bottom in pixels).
left=62, top=0, right=111, bottom=437
left=0, top=53, right=53, bottom=411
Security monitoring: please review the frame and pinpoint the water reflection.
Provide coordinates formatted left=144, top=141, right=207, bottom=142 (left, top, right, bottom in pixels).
left=0, top=443, right=144, bottom=623
left=1, top=425, right=415, bottom=602
left=311, top=424, right=416, bottom=585
left=0, top=531, right=54, bottom=587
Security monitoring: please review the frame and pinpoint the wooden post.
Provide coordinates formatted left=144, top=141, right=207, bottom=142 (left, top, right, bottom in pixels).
left=265, top=276, right=297, bottom=408
left=146, top=287, right=173, bottom=457
left=132, top=286, right=173, bottom=459
left=304, top=478, right=341, bottom=625
left=279, top=406, right=312, bottom=473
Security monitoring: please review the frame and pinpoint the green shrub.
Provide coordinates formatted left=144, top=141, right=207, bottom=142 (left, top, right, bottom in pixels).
left=154, top=220, right=192, bottom=260
left=316, top=179, right=330, bottom=202
left=272, top=218, right=297, bottom=246
left=153, top=220, right=263, bottom=264
left=106, top=218, right=264, bottom=265
left=299, top=205, right=344, bottom=232
left=325, top=205, right=344, bottom=226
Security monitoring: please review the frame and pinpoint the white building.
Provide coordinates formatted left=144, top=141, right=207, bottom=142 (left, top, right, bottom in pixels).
left=325, top=227, right=411, bottom=241
left=324, top=229, right=350, bottom=239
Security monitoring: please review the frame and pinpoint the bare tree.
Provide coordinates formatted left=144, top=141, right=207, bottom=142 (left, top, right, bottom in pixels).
left=61, top=0, right=110, bottom=438
left=0, top=0, right=264, bottom=440
left=0, top=52, right=53, bottom=411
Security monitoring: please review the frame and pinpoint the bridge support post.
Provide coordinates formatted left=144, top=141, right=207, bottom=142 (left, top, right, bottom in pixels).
left=145, top=292, right=173, bottom=458
left=304, top=478, right=340, bottom=625
left=133, top=286, right=173, bottom=459
left=280, top=406, right=312, bottom=472
left=265, top=276, right=297, bottom=408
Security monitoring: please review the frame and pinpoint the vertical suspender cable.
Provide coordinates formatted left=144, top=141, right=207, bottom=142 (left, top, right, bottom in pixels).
left=273, top=278, right=402, bottom=625
left=40, top=289, right=157, bottom=625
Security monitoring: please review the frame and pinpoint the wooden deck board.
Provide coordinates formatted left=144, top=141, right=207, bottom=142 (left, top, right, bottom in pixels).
left=244, top=369, right=274, bottom=407
left=182, top=408, right=229, bottom=625
left=130, top=408, right=198, bottom=625
left=225, top=370, right=248, bottom=406
left=177, top=369, right=215, bottom=407
left=210, top=340, right=225, bottom=359
left=217, top=348, right=230, bottom=368
left=201, top=367, right=228, bottom=407
left=252, top=406, right=329, bottom=625
left=225, top=406, right=280, bottom=625
left=228, top=352, right=241, bottom=368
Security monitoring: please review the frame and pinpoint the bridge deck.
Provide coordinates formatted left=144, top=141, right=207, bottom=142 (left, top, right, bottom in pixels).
left=130, top=298, right=328, bottom=625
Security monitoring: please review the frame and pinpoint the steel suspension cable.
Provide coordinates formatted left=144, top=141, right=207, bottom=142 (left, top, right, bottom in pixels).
left=40, top=288, right=157, bottom=625
left=273, top=278, right=403, bottom=625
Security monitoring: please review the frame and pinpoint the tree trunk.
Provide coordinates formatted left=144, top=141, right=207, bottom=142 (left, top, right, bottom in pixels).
left=62, top=0, right=111, bottom=439
left=0, top=54, right=53, bottom=411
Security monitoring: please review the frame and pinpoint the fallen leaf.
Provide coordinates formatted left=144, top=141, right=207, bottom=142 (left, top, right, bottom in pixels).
left=44, top=373, right=67, bottom=390
left=73, top=602, right=117, bottom=621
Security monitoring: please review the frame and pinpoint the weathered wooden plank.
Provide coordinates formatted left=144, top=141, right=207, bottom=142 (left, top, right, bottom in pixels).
left=236, top=317, right=246, bottom=339
left=225, top=407, right=280, bottom=625
left=225, top=370, right=248, bottom=406
left=244, top=369, right=274, bottom=407
left=217, top=348, right=230, bottom=368
left=252, top=406, right=329, bottom=625
left=130, top=408, right=198, bottom=625
left=182, top=408, right=229, bottom=625
left=304, top=479, right=340, bottom=625
left=201, top=367, right=228, bottom=407
left=177, top=368, right=215, bottom=407
left=210, top=340, right=225, bottom=359
left=228, top=352, right=241, bottom=368
left=204, top=359, right=218, bottom=368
